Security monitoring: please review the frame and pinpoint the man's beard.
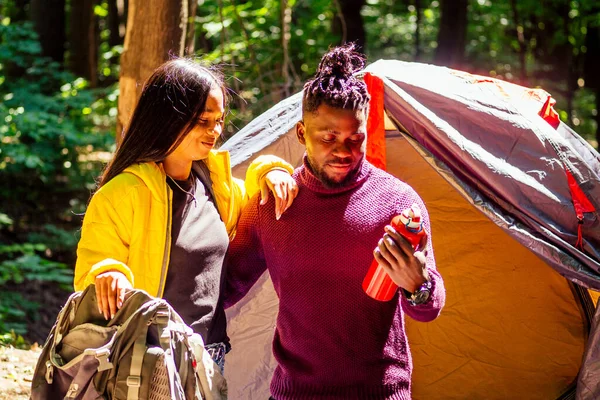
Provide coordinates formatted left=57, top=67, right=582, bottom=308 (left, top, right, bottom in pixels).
left=306, top=154, right=362, bottom=189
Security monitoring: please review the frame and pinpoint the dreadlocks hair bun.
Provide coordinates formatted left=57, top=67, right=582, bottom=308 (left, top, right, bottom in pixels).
left=316, top=43, right=366, bottom=78
left=303, top=43, right=370, bottom=113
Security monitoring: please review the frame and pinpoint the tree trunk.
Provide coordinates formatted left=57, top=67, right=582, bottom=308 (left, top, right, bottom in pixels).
left=117, top=0, right=190, bottom=141
left=30, top=0, right=65, bottom=64
left=108, top=0, right=127, bottom=47
left=69, top=0, right=98, bottom=86
left=434, top=0, right=468, bottom=68
left=281, top=0, right=292, bottom=98
left=217, top=0, right=226, bottom=57
left=509, top=0, right=527, bottom=81
left=332, top=0, right=367, bottom=52
left=8, top=0, right=30, bottom=21
left=185, top=0, right=197, bottom=55
left=231, top=0, right=265, bottom=95
left=583, top=22, right=600, bottom=148
left=414, top=0, right=422, bottom=61
left=595, top=88, right=600, bottom=150
left=561, top=7, right=577, bottom=126
left=196, top=25, right=213, bottom=54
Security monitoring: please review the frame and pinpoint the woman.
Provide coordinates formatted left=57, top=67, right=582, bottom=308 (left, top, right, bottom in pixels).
left=73, top=58, right=297, bottom=372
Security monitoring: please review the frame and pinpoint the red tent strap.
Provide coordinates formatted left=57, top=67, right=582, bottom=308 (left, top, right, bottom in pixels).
left=539, top=95, right=561, bottom=129
left=576, top=223, right=584, bottom=250
left=565, top=168, right=596, bottom=252
left=364, top=73, right=386, bottom=171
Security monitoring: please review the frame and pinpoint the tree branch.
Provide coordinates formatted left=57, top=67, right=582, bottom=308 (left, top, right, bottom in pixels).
left=281, top=0, right=292, bottom=98
left=509, top=0, right=527, bottom=81
left=333, top=0, right=347, bottom=43
left=230, top=0, right=266, bottom=94
left=217, top=0, right=226, bottom=59
left=414, top=0, right=421, bottom=61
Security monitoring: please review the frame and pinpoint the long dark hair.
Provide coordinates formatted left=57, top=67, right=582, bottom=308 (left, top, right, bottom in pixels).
left=302, top=43, right=370, bottom=113
left=100, top=58, right=226, bottom=187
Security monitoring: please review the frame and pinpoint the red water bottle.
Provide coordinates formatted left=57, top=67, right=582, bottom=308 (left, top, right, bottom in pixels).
left=362, top=203, right=426, bottom=301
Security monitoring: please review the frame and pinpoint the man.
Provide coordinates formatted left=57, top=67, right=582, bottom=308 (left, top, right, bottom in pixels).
left=225, top=44, right=445, bottom=400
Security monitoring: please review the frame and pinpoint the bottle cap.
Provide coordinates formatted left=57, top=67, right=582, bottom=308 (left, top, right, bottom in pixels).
left=398, top=203, right=422, bottom=230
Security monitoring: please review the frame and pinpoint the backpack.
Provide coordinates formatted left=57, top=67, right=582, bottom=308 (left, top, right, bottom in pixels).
left=30, top=284, right=222, bottom=400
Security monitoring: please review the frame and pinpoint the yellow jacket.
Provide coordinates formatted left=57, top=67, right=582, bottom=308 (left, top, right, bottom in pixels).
left=74, top=151, right=292, bottom=297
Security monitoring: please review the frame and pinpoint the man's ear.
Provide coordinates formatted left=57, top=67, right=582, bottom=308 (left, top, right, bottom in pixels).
left=296, top=121, right=306, bottom=145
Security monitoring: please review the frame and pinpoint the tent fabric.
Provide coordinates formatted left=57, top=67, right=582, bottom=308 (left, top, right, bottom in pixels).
left=364, top=72, right=387, bottom=170
left=389, top=131, right=585, bottom=399
left=369, top=61, right=600, bottom=284
left=578, top=303, right=600, bottom=399
left=221, top=60, right=600, bottom=399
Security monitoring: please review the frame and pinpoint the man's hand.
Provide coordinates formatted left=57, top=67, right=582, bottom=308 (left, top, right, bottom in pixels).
left=95, top=271, right=133, bottom=320
left=261, top=169, right=299, bottom=220
left=373, top=225, right=429, bottom=293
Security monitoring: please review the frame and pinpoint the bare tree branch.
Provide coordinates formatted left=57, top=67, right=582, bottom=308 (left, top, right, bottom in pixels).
left=509, top=0, right=527, bottom=81
left=414, top=0, right=422, bottom=61
left=217, top=0, right=226, bottom=59
left=281, top=0, right=292, bottom=98
left=230, top=0, right=266, bottom=94
left=216, top=1, right=244, bottom=111
left=333, top=0, right=348, bottom=43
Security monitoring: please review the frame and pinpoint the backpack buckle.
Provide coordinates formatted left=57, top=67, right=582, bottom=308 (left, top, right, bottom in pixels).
left=154, top=309, right=170, bottom=326
left=95, top=349, right=114, bottom=371
left=65, top=383, right=79, bottom=399
left=127, top=375, right=141, bottom=387
left=45, top=360, right=53, bottom=384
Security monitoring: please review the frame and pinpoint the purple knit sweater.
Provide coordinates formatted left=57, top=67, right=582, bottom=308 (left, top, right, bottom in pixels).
left=225, top=158, right=445, bottom=400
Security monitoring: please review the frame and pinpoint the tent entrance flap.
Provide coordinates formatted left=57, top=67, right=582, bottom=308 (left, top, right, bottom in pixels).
left=390, top=131, right=586, bottom=400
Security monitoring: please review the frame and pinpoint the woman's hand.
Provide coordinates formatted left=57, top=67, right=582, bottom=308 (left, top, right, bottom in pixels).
left=261, top=169, right=299, bottom=220
left=95, top=271, right=133, bottom=320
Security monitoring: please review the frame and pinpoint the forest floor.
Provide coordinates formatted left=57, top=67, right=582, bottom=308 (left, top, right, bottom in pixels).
left=0, top=345, right=40, bottom=399
left=0, top=281, right=71, bottom=399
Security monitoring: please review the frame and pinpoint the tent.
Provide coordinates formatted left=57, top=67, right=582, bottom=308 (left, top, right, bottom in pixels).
left=221, top=60, right=600, bottom=400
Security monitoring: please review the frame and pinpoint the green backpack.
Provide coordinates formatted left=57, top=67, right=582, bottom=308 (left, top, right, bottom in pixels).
left=30, top=284, right=206, bottom=400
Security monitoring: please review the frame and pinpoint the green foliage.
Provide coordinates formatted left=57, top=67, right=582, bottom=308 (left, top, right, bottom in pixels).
left=0, top=19, right=112, bottom=339
left=27, top=224, right=81, bottom=256
left=194, top=0, right=596, bottom=144
left=0, top=330, right=30, bottom=349
left=464, top=0, right=598, bottom=142
left=0, top=220, right=73, bottom=336
left=0, top=291, right=40, bottom=337
left=96, top=0, right=124, bottom=85
left=0, top=254, right=73, bottom=288
left=0, top=0, right=596, bottom=343
left=0, top=22, right=113, bottom=198
left=0, top=212, right=12, bottom=227
left=0, top=19, right=115, bottom=230
left=363, top=0, right=440, bottom=61
left=196, top=0, right=339, bottom=137
left=572, top=88, right=598, bottom=137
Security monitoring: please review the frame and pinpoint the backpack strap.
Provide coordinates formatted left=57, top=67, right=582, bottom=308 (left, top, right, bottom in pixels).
left=152, top=302, right=197, bottom=400
left=45, top=291, right=82, bottom=384
left=126, top=324, right=148, bottom=400
left=154, top=305, right=172, bottom=350
left=155, top=305, right=187, bottom=386
left=153, top=305, right=187, bottom=400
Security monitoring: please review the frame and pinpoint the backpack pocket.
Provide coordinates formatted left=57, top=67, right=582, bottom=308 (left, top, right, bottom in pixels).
left=59, top=324, right=119, bottom=364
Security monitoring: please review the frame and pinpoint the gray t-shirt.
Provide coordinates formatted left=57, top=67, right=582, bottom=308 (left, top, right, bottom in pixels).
left=163, top=164, right=229, bottom=345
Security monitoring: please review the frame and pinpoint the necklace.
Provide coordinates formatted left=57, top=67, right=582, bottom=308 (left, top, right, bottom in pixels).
left=167, top=174, right=197, bottom=208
